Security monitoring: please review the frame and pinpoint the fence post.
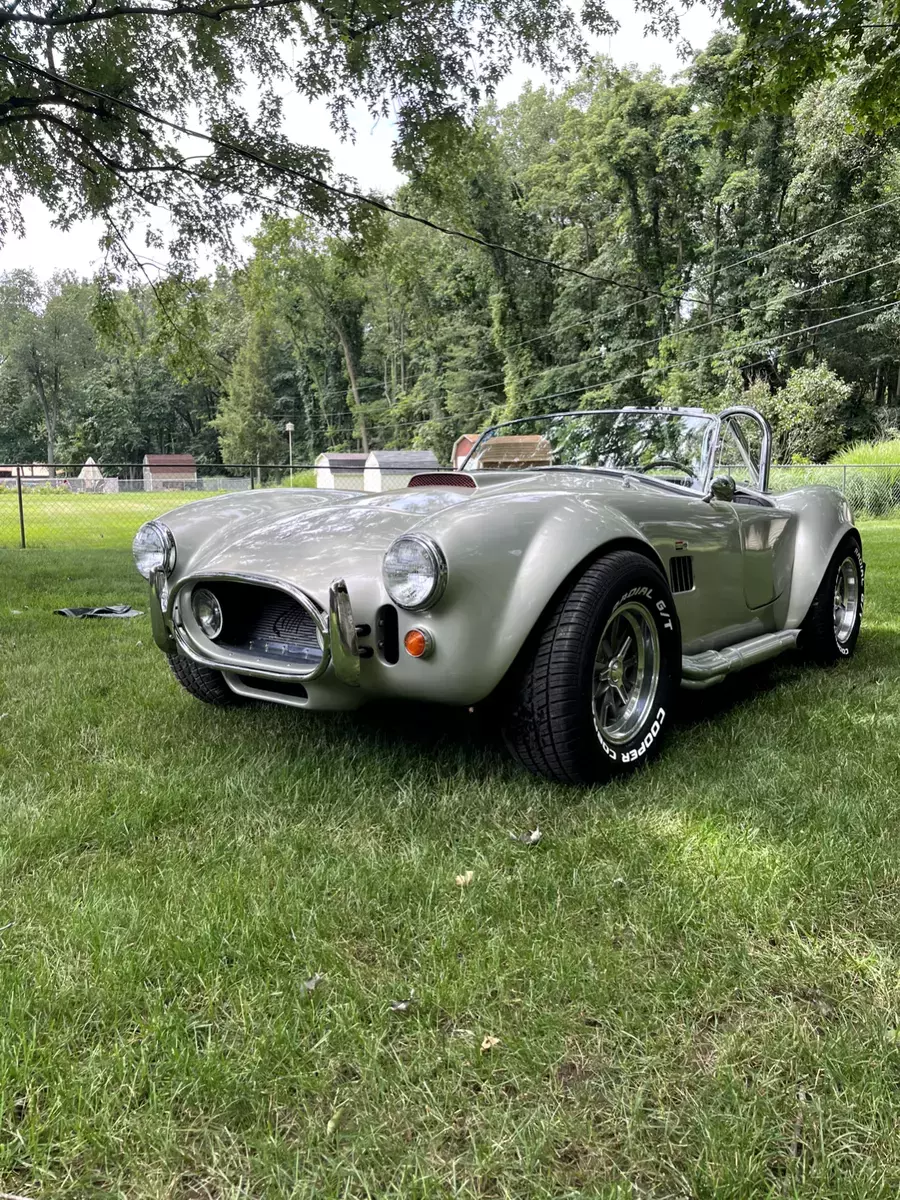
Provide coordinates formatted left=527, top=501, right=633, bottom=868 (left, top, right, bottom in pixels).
left=250, top=469, right=255, bottom=491
left=16, top=466, right=25, bottom=549
left=843, top=465, right=847, bottom=495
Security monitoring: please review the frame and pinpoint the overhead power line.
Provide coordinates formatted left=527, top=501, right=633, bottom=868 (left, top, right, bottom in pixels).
left=0, top=51, right=671, bottom=302
left=369, top=257, right=900, bottom=411
left=499, top=195, right=900, bottom=355
left=368, top=294, right=900, bottom=435
left=689, top=196, right=900, bottom=290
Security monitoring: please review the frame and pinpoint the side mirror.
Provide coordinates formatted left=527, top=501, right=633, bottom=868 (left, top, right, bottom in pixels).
left=707, top=474, right=736, bottom=503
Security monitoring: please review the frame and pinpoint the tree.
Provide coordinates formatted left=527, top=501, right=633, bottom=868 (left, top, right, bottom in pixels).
left=0, top=0, right=615, bottom=269
left=245, top=216, right=381, bottom=452
left=695, top=7, right=900, bottom=134
left=0, top=271, right=98, bottom=462
left=216, top=317, right=294, bottom=463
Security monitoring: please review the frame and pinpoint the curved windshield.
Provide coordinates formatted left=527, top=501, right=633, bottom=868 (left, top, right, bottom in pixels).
left=463, top=409, right=716, bottom=492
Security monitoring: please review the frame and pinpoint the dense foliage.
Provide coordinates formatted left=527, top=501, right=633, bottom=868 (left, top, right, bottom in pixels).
left=4, top=42, right=900, bottom=467
left=0, top=0, right=606, bottom=265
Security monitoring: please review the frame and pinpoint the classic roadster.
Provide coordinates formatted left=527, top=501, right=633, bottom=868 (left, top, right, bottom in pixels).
left=134, top=406, right=863, bottom=785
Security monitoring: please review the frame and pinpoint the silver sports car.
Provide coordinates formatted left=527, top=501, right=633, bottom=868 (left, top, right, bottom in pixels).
left=133, top=406, right=863, bottom=784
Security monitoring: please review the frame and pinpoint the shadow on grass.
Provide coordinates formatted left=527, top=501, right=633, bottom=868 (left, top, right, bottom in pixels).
left=223, top=642, right=876, bottom=790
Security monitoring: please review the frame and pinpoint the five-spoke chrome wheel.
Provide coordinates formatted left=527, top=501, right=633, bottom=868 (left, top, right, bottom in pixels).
left=833, top=556, right=861, bottom=646
left=593, top=601, right=661, bottom=744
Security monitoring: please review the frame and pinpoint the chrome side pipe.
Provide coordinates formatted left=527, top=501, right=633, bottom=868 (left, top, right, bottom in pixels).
left=681, top=629, right=801, bottom=690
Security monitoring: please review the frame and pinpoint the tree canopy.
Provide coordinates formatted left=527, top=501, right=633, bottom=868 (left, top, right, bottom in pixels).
left=0, top=0, right=616, bottom=267
left=4, top=46, right=900, bottom=468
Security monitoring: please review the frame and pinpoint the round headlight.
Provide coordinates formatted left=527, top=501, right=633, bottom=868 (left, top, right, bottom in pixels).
left=191, top=587, right=223, bottom=640
left=383, top=535, right=447, bottom=611
left=132, top=520, right=176, bottom=580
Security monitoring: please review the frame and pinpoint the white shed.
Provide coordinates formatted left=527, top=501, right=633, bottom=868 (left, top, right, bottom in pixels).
left=363, top=450, right=441, bottom=493
left=315, top=452, right=367, bottom=490
left=77, top=457, right=104, bottom=492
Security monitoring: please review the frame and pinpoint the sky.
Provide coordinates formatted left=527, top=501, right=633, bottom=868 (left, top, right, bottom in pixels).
left=0, top=0, right=719, bottom=280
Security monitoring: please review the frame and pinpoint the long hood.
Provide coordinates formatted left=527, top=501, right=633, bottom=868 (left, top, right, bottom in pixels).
left=161, top=469, right=685, bottom=608
left=163, top=486, right=473, bottom=599
left=211, top=489, right=471, bottom=575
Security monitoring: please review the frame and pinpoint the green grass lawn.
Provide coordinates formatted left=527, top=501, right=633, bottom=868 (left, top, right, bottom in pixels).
left=1, top=526, right=899, bottom=1197
left=0, top=489, right=251, bottom=551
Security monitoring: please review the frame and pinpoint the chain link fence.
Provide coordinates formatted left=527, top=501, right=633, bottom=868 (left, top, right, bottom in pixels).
left=0, top=462, right=457, bottom=549
left=1, top=461, right=898, bottom=551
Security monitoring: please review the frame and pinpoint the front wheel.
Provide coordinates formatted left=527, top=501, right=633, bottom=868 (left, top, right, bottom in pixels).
left=801, top=535, right=864, bottom=663
left=168, top=653, right=246, bottom=706
left=502, top=551, right=681, bottom=786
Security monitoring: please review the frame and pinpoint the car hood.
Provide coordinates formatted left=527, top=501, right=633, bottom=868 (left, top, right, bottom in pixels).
left=183, top=487, right=473, bottom=592
left=163, top=470, right=675, bottom=605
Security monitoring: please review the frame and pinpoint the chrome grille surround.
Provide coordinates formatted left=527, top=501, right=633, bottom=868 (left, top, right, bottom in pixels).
left=169, top=572, right=331, bottom=682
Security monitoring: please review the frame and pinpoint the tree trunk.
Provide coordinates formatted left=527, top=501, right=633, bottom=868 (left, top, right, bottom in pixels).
left=335, top=325, right=369, bottom=453
left=28, top=346, right=55, bottom=464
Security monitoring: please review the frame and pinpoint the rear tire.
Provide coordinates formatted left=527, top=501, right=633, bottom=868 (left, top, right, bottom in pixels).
left=801, top=534, right=864, bottom=664
left=502, top=551, right=681, bottom=786
left=168, top=653, right=246, bottom=706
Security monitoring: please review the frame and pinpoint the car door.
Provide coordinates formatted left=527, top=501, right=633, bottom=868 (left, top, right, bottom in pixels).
left=713, top=413, right=793, bottom=610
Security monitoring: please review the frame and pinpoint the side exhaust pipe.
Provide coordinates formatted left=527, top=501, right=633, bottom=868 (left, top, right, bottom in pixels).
left=681, top=629, right=801, bottom=690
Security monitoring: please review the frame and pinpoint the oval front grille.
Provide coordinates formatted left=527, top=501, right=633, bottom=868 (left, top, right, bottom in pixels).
left=196, top=581, right=323, bottom=666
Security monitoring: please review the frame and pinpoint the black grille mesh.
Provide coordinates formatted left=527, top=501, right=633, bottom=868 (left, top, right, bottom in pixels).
left=198, top=582, right=322, bottom=663
left=236, top=595, right=320, bottom=651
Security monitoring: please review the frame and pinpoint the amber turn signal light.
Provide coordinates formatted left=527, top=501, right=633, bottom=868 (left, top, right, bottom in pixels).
left=404, top=628, right=434, bottom=659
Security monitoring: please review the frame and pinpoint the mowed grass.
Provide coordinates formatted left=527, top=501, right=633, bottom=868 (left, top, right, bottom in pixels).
left=0, top=526, right=899, bottom=1197
left=0, top=488, right=256, bottom=551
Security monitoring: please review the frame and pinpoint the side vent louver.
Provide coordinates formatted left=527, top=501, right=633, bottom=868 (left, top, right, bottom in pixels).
left=669, top=555, right=694, bottom=594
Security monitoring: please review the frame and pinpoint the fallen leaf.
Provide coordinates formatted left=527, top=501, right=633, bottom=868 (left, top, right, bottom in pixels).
left=390, top=994, right=417, bottom=1013
left=612, top=877, right=627, bottom=888
left=448, top=1026, right=474, bottom=1039
left=303, top=972, right=324, bottom=993
left=10, top=610, right=21, bottom=616
left=326, top=1105, right=346, bottom=1135
left=480, top=1035, right=500, bottom=1053
left=509, top=827, right=542, bottom=846
left=0, top=714, right=8, bottom=721
left=455, top=870, right=474, bottom=887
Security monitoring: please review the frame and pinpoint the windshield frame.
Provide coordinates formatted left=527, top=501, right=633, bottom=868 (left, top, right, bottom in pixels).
left=460, top=408, right=721, bottom=493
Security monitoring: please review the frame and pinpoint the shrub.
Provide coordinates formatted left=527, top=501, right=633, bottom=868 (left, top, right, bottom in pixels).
left=829, top=439, right=900, bottom=516
left=709, top=366, right=849, bottom=463
left=277, top=470, right=316, bottom=488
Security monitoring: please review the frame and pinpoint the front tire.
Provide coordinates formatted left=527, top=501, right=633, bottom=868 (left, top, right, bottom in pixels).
left=168, top=653, right=246, bottom=706
left=503, top=551, right=681, bottom=785
left=801, top=534, right=864, bottom=663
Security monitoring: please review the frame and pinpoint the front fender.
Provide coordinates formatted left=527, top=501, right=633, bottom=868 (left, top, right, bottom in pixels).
left=393, top=491, right=661, bottom=705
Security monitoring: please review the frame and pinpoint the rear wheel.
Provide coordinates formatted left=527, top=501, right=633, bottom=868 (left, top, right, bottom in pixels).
left=168, top=653, right=246, bottom=706
left=801, top=534, right=864, bottom=663
left=502, top=551, right=681, bottom=785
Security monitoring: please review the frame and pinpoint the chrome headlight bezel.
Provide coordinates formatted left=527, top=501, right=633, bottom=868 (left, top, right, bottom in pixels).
left=133, top=520, right=176, bottom=581
left=191, top=587, right=224, bottom=640
left=382, top=534, right=448, bottom=612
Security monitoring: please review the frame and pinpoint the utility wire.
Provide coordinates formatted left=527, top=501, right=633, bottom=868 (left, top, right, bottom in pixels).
left=498, top=195, right=900, bottom=355
left=689, top=196, right=900, bottom=290
left=0, top=50, right=671, bottom=301
left=366, top=258, right=900, bottom=413
left=367, top=295, right=900, bottom=434
left=11, top=53, right=896, bottom=440
left=507, top=261, right=900, bottom=392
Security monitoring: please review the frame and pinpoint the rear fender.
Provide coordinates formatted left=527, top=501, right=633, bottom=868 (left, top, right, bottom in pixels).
left=779, top=488, right=857, bottom=627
